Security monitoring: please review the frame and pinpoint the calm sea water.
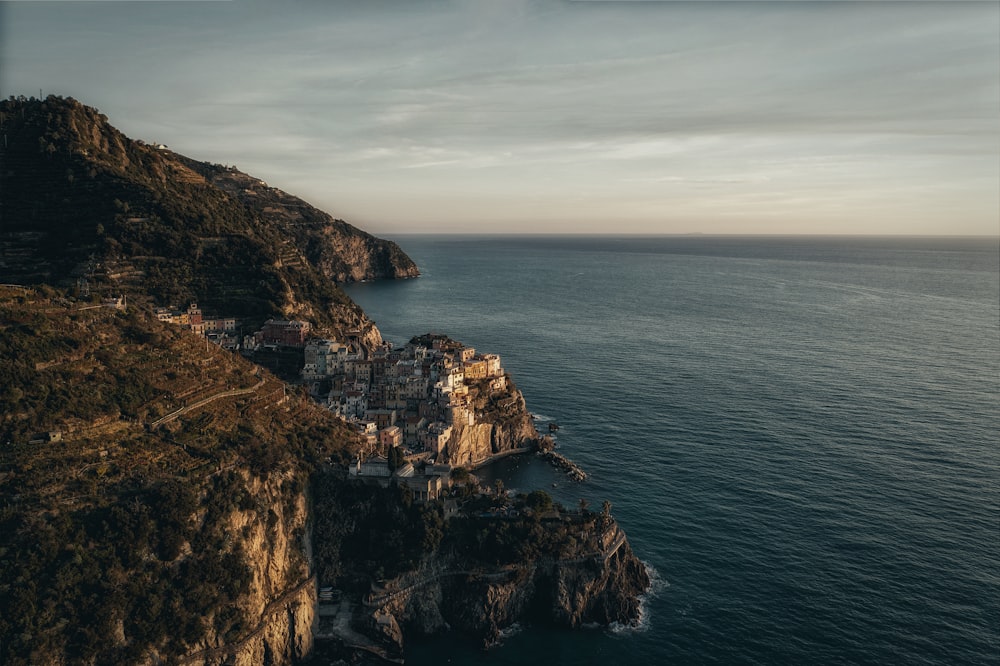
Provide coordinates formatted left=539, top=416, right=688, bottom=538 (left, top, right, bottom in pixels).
left=344, top=235, right=1000, bottom=666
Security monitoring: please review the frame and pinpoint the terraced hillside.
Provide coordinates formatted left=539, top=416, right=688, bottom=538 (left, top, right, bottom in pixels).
left=0, top=95, right=417, bottom=345
left=0, top=286, right=361, bottom=664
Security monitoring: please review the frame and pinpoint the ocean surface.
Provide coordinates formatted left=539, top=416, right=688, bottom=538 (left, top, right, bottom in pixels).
left=343, top=235, right=1000, bottom=666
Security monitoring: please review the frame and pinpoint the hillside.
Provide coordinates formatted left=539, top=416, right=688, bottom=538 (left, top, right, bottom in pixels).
left=0, top=95, right=418, bottom=346
left=0, top=286, right=362, bottom=664
left=312, top=478, right=650, bottom=657
left=0, top=98, right=650, bottom=665
left=0, top=287, right=650, bottom=665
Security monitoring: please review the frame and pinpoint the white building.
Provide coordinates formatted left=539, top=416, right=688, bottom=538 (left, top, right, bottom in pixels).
left=482, top=353, right=502, bottom=377
left=351, top=455, right=391, bottom=477
left=303, top=339, right=345, bottom=378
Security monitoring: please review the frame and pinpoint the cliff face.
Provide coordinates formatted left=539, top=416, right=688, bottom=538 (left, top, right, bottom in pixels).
left=165, top=471, right=316, bottom=666
left=0, top=95, right=415, bottom=345
left=0, top=291, right=361, bottom=665
left=441, top=377, right=540, bottom=466
left=376, top=521, right=650, bottom=650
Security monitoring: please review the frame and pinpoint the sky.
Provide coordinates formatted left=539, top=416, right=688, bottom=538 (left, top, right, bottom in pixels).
left=2, top=0, right=998, bottom=236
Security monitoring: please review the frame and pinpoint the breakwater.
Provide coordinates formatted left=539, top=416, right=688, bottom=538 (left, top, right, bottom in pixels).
left=539, top=450, right=587, bottom=481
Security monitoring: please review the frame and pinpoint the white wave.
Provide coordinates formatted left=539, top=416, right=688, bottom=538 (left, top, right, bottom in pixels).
left=608, top=561, right=668, bottom=636
left=608, top=610, right=648, bottom=635
left=532, top=413, right=554, bottom=422
left=643, top=561, right=669, bottom=597
left=498, top=622, right=523, bottom=640
left=486, top=621, right=524, bottom=647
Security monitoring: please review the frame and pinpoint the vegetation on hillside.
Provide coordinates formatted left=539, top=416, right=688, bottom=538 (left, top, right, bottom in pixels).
left=312, top=474, right=610, bottom=591
left=0, top=287, right=360, bottom=664
left=0, top=95, right=414, bottom=339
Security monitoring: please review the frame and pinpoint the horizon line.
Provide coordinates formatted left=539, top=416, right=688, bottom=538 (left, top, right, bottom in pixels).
left=377, top=231, right=1000, bottom=239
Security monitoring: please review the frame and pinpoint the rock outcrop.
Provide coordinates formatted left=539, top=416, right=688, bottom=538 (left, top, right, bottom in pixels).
left=374, top=521, right=650, bottom=650
left=441, top=377, right=540, bottom=466
left=173, top=471, right=316, bottom=666
left=0, top=95, right=416, bottom=346
left=312, top=478, right=650, bottom=658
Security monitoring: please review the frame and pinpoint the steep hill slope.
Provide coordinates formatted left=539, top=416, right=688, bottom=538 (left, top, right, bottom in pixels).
left=0, top=286, right=362, bottom=664
left=0, top=95, right=417, bottom=345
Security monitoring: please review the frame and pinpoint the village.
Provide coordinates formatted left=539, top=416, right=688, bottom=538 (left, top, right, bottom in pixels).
left=155, top=304, right=524, bottom=501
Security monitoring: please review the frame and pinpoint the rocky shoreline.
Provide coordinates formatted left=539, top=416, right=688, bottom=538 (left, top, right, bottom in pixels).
left=540, top=449, right=588, bottom=481
left=359, top=519, right=649, bottom=659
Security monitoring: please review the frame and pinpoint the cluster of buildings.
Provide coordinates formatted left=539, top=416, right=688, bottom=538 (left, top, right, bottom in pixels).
left=304, top=334, right=505, bottom=456
left=155, top=303, right=241, bottom=349
left=154, top=306, right=514, bottom=502
left=302, top=334, right=510, bottom=500
left=155, top=305, right=315, bottom=354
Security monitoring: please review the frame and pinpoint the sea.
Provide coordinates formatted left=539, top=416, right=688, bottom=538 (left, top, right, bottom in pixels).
left=343, top=235, right=999, bottom=666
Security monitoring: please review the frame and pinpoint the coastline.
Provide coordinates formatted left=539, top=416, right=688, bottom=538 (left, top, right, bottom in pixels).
left=470, top=445, right=534, bottom=470
left=539, top=449, right=588, bottom=482
left=466, top=442, right=591, bottom=485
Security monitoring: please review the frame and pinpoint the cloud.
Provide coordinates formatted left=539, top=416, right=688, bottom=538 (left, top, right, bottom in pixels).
left=2, top=0, right=997, bottom=234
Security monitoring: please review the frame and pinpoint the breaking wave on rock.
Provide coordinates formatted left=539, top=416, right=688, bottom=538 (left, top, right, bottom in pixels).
left=609, top=561, right=667, bottom=636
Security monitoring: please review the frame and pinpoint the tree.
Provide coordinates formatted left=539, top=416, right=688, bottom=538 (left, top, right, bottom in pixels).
left=526, top=490, right=553, bottom=512
left=387, top=446, right=405, bottom=472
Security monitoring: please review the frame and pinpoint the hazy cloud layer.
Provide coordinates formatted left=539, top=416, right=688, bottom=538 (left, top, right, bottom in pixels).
left=3, top=0, right=997, bottom=234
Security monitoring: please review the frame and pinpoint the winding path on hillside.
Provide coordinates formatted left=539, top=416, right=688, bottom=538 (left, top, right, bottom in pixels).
left=177, top=575, right=315, bottom=665
left=148, top=378, right=267, bottom=428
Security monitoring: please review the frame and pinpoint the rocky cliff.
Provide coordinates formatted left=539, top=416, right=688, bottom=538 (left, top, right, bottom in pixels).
left=179, top=159, right=419, bottom=284
left=0, top=95, right=416, bottom=345
left=0, top=290, right=360, bottom=665
left=378, top=524, right=649, bottom=650
left=311, top=479, right=651, bottom=659
left=441, top=376, right=541, bottom=467
left=170, top=470, right=317, bottom=666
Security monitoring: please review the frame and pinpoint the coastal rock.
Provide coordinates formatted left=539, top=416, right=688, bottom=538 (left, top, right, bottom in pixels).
left=375, top=521, right=650, bottom=649
left=441, top=377, right=540, bottom=466
left=546, top=539, right=648, bottom=627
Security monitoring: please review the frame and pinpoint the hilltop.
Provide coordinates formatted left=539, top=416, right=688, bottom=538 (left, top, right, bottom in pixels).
left=0, top=95, right=418, bottom=345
